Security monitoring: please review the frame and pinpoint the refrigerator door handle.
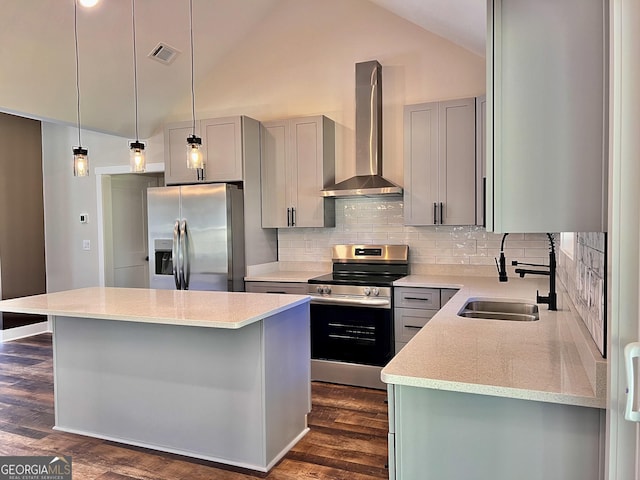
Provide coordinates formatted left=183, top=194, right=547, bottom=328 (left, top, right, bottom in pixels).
left=172, top=220, right=181, bottom=289
left=624, top=342, right=640, bottom=421
left=180, top=220, right=190, bottom=290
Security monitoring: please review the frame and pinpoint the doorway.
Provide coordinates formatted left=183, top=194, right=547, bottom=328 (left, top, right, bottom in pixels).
left=109, top=173, right=162, bottom=287
left=96, top=163, right=164, bottom=288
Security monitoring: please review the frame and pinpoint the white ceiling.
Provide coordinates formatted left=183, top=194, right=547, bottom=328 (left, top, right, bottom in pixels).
left=0, top=0, right=485, bottom=139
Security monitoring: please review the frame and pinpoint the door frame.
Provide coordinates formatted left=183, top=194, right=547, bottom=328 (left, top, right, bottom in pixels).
left=94, top=163, right=164, bottom=287
left=606, top=0, right=640, bottom=478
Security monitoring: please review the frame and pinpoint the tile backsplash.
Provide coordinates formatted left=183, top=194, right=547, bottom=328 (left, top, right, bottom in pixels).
left=558, top=232, right=606, bottom=357
left=277, top=197, right=551, bottom=274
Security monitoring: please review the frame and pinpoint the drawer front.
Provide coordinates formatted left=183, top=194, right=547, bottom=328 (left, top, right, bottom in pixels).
left=394, top=307, right=437, bottom=343
left=245, top=281, right=308, bottom=295
left=395, top=287, right=441, bottom=309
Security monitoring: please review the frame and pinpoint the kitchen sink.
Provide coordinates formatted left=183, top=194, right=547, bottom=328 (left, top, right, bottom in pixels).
left=457, top=299, right=539, bottom=322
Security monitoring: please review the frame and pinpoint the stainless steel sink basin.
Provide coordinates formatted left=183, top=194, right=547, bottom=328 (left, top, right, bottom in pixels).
left=457, top=299, right=539, bottom=322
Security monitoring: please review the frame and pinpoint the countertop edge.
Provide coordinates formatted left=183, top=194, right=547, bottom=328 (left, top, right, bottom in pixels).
left=244, top=271, right=328, bottom=283
left=380, top=373, right=605, bottom=409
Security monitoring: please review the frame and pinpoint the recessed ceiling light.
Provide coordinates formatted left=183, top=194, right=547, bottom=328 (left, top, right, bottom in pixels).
left=79, top=0, right=100, bottom=7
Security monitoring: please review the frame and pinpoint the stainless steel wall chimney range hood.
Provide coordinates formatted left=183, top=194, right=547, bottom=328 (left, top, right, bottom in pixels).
left=321, top=61, right=402, bottom=198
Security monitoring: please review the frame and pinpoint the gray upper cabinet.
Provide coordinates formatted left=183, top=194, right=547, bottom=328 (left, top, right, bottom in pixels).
left=201, top=117, right=244, bottom=182
left=261, top=115, right=335, bottom=228
left=164, top=120, right=196, bottom=185
left=404, top=98, right=477, bottom=226
left=487, top=0, right=607, bottom=233
left=163, top=116, right=250, bottom=185
left=476, top=95, right=486, bottom=227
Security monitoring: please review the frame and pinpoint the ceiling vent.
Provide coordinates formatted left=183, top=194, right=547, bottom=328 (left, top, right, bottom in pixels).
left=148, top=42, right=180, bottom=65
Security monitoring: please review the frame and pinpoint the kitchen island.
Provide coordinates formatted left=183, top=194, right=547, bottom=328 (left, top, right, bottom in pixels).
left=0, top=287, right=311, bottom=473
left=383, top=275, right=606, bottom=480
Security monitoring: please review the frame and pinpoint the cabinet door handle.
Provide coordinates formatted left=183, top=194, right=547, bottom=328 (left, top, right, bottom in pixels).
left=624, top=342, right=640, bottom=421
left=292, top=207, right=296, bottom=226
left=287, top=207, right=291, bottom=227
left=404, top=296, right=431, bottom=301
left=433, top=203, right=438, bottom=225
left=440, top=202, right=444, bottom=224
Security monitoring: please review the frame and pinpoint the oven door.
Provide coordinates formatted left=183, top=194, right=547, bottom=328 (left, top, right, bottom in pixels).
left=310, top=301, right=393, bottom=367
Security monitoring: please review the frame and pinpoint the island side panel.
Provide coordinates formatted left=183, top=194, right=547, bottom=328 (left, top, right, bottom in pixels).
left=391, top=385, right=603, bottom=480
left=263, top=302, right=311, bottom=467
left=52, top=315, right=267, bottom=470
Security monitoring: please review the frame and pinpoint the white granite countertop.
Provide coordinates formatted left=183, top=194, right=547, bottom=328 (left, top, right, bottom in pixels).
left=244, top=271, right=328, bottom=283
left=0, top=287, right=309, bottom=329
left=384, top=275, right=606, bottom=409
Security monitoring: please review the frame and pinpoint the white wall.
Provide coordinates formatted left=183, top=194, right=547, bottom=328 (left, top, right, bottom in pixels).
left=41, top=1, right=484, bottom=292
left=41, top=123, right=164, bottom=292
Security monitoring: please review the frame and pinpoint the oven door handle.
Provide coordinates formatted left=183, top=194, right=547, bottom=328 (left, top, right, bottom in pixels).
left=309, top=296, right=391, bottom=307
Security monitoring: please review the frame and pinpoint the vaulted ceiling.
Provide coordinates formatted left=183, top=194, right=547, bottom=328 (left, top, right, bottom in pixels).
left=0, top=0, right=485, bottom=139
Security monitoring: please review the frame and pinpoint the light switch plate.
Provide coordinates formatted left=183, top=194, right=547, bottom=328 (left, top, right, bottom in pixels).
left=82, top=240, right=91, bottom=250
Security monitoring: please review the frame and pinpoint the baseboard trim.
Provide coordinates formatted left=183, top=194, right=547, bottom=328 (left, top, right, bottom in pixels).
left=1, top=322, right=50, bottom=342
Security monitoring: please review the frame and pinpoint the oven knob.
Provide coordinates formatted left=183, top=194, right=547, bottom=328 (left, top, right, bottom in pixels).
left=316, top=286, right=323, bottom=294
left=322, top=285, right=332, bottom=295
left=372, top=287, right=380, bottom=296
left=363, top=287, right=371, bottom=296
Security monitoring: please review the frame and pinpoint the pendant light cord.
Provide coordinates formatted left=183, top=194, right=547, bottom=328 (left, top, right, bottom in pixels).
left=74, top=0, right=82, bottom=147
left=132, top=0, right=139, bottom=142
left=189, top=0, right=196, bottom=136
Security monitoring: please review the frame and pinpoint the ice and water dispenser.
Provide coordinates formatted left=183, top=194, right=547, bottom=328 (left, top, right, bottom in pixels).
left=153, top=239, right=173, bottom=276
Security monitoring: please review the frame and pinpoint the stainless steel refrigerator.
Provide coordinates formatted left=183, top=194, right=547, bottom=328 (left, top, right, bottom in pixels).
left=147, top=183, right=245, bottom=291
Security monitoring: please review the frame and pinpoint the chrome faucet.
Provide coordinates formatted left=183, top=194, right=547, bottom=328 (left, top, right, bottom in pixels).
left=495, top=233, right=557, bottom=311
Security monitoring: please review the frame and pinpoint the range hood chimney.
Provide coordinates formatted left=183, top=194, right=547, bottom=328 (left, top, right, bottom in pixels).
left=322, top=60, right=402, bottom=198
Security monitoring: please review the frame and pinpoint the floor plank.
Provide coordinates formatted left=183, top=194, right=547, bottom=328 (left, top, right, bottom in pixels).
left=0, top=333, right=389, bottom=479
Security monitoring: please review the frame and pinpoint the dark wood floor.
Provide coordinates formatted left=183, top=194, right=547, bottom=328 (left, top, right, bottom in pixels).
left=0, top=334, right=389, bottom=479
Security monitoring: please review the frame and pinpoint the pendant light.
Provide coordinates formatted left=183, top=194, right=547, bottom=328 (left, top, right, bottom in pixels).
left=186, top=0, right=204, bottom=171
left=129, top=0, right=146, bottom=172
left=72, top=0, right=89, bottom=177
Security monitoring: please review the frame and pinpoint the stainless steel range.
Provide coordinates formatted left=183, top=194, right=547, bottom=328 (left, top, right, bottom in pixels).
left=308, top=244, right=409, bottom=390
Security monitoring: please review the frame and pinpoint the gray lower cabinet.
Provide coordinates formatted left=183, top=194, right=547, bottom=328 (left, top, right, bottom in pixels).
left=394, top=287, right=458, bottom=353
left=404, top=98, right=477, bottom=226
left=245, top=281, right=308, bottom=295
left=388, top=384, right=603, bottom=480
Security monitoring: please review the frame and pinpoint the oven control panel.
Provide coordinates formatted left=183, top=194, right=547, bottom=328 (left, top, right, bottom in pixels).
left=309, top=284, right=391, bottom=298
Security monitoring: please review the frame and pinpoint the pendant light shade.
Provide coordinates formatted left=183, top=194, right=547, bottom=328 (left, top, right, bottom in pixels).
left=186, top=0, right=203, bottom=171
left=129, top=140, right=146, bottom=172
left=186, top=135, right=203, bottom=169
left=129, top=0, right=146, bottom=172
left=73, top=147, right=89, bottom=177
left=72, top=0, right=89, bottom=177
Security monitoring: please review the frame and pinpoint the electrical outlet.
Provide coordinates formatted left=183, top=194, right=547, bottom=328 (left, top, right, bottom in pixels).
left=82, top=240, right=91, bottom=251
left=80, top=213, right=88, bottom=223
